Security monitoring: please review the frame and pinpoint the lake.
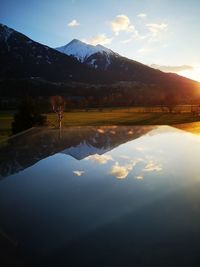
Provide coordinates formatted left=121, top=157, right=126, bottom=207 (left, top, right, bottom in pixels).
left=0, top=125, right=200, bottom=266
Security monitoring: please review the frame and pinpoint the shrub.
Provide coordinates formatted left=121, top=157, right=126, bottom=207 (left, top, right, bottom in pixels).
left=12, top=98, right=47, bottom=134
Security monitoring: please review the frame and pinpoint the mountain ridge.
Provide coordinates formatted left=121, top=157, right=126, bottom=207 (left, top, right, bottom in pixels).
left=56, top=39, right=116, bottom=61
left=56, top=39, right=118, bottom=70
left=0, top=23, right=110, bottom=83
left=0, top=23, right=200, bottom=104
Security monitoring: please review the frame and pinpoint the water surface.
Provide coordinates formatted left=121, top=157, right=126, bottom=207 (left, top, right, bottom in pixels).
left=0, top=125, right=200, bottom=266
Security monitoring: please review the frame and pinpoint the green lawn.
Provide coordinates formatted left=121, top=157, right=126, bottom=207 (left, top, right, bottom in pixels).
left=0, top=109, right=200, bottom=142
left=48, top=110, right=200, bottom=126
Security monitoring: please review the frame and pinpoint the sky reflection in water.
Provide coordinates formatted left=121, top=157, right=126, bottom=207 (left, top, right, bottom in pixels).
left=1, top=125, right=200, bottom=266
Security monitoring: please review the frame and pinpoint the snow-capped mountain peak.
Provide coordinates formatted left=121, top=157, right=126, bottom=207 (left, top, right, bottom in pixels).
left=55, top=39, right=117, bottom=69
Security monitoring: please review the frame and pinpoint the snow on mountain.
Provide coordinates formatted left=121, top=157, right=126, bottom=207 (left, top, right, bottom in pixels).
left=55, top=39, right=118, bottom=70
left=56, top=39, right=115, bottom=61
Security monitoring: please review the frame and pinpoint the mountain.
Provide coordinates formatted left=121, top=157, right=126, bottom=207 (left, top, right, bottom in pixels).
left=55, top=40, right=200, bottom=104
left=0, top=23, right=108, bottom=83
left=0, top=126, right=155, bottom=177
left=0, top=23, right=200, bottom=103
left=56, top=39, right=118, bottom=70
left=56, top=39, right=116, bottom=63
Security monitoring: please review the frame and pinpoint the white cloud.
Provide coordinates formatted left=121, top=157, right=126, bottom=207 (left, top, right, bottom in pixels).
left=68, top=19, right=80, bottom=27
left=86, top=154, right=113, bottom=164
left=110, top=159, right=141, bottom=179
left=135, top=175, right=144, bottom=180
left=138, top=47, right=152, bottom=54
left=146, top=23, right=168, bottom=37
left=73, top=170, right=85, bottom=176
left=121, top=38, right=133, bottom=44
left=111, top=14, right=138, bottom=36
left=138, top=13, right=147, bottom=18
left=150, top=64, right=194, bottom=73
left=119, top=155, right=130, bottom=159
left=85, top=34, right=113, bottom=45
left=110, top=162, right=131, bottom=179
left=136, top=147, right=146, bottom=151
left=143, top=160, right=162, bottom=172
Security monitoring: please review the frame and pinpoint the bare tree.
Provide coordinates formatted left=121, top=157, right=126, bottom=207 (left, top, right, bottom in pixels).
left=50, top=96, right=65, bottom=129
left=165, top=92, right=177, bottom=113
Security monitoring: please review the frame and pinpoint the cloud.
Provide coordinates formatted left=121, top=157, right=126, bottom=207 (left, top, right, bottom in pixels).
left=110, top=159, right=141, bottom=179
left=143, top=160, right=162, bottom=172
left=138, top=13, right=147, bottom=18
left=111, top=14, right=138, bottom=36
left=135, top=175, right=144, bottom=180
left=84, top=34, right=113, bottom=45
left=109, top=157, right=162, bottom=179
left=68, top=19, right=80, bottom=27
left=73, top=170, right=85, bottom=176
left=119, top=155, right=130, bottom=159
left=150, top=64, right=194, bottom=73
left=86, top=154, right=113, bottom=164
left=110, top=162, right=131, bottom=179
left=136, top=147, right=146, bottom=151
left=146, top=23, right=168, bottom=36
left=121, top=38, right=133, bottom=44
left=138, top=47, right=152, bottom=54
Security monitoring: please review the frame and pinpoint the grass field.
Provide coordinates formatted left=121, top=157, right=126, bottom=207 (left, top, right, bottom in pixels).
left=48, top=111, right=200, bottom=126
left=0, top=111, right=14, bottom=143
left=1, top=108, right=200, bottom=142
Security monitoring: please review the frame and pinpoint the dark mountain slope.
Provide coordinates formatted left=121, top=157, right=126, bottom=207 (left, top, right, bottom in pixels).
left=0, top=23, right=200, bottom=103
left=0, top=24, right=109, bottom=83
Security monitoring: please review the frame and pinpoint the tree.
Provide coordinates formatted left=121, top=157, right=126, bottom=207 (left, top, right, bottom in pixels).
left=165, top=92, right=177, bottom=113
left=50, top=96, right=65, bottom=129
left=12, top=97, right=47, bottom=134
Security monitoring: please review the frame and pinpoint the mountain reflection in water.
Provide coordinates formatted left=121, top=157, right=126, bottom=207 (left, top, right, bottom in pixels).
left=0, top=126, right=155, bottom=177
left=1, top=125, right=200, bottom=266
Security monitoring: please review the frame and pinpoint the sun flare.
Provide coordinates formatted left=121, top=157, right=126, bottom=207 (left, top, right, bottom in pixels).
left=178, top=66, right=200, bottom=82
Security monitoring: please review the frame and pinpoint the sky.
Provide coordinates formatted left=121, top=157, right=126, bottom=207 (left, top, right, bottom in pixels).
left=0, top=0, right=200, bottom=81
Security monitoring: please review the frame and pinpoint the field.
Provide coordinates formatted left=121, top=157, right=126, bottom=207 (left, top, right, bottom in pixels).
left=0, top=111, right=13, bottom=143
left=1, top=108, right=200, bottom=142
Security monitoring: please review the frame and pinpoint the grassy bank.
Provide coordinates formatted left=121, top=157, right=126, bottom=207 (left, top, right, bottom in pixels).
left=1, top=109, right=200, bottom=142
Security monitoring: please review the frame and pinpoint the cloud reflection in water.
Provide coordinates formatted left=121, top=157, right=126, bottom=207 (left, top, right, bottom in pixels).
left=110, top=159, right=141, bottom=179
left=73, top=170, right=85, bottom=176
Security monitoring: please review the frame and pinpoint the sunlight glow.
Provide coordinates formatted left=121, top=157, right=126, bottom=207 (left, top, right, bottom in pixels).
left=178, top=66, right=200, bottom=82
